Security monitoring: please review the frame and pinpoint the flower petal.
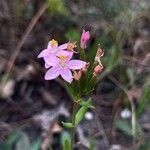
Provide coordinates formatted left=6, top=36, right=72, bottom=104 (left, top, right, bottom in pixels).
left=57, top=50, right=73, bottom=61
left=60, top=67, right=73, bottom=83
left=45, top=63, right=51, bottom=69
left=38, top=49, right=49, bottom=58
left=45, top=66, right=61, bottom=80
left=58, top=43, right=67, bottom=50
left=44, top=55, right=60, bottom=66
left=47, top=41, right=52, bottom=49
left=47, top=39, right=58, bottom=49
left=68, top=60, right=86, bottom=70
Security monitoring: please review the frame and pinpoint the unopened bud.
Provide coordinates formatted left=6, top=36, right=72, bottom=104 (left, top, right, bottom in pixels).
left=73, top=70, right=82, bottom=81
left=81, top=63, right=89, bottom=73
left=93, top=65, right=103, bottom=77
left=80, top=30, right=90, bottom=49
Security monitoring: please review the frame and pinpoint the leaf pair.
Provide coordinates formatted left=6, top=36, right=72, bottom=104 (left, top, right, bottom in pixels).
left=62, top=98, right=94, bottom=128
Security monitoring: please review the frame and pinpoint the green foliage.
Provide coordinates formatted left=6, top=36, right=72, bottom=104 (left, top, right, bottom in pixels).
left=74, top=98, right=92, bottom=126
left=0, top=130, right=21, bottom=150
left=16, top=132, right=30, bottom=150
left=79, top=98, right=95, bottom=109
left=30, top=139, right=41, bottom=150
left=116, top=119, right=133, bottom=136
left=136, top=78, right=150, bottom=117
left=61, top=131, right=71, bottom=150
left=47, top=0, right=68, bottom=15
left=62, top=121, right=74, bottom=128
left=14, top=0, right=25, bottom=22
left=75, top=105, right=88, bottom=126
left=116, top=119, right=143, bottom=137
left=65, top=28, right=80, bottom=44
left=138, top=137, right=150, bottom=150
left=0, top=130, right=41, bottom=150
left=62, top=99, right=94, bottom=128
left=63, top=139, right=70, bottom=150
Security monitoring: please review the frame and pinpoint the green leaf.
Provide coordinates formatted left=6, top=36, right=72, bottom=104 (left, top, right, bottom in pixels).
left=63, top=139, right=70, bottom=150
left=116, top=119, right=143, bottom=137
left=75, top=106, right=88, bottom=126
left=6, top=130, right=21, bottom=146
left=16, top=132, right=30, bottom=150
left=0, top=143, right=10, bottom=150
left=30, top=139, right=41, bottom=150
left=61, top=122, right=74, bottom=128
left=0, top=130, right=21, bottom=150
left=75, top=98, right=93, bottom=126
left=136, top=78, right=150, bottom=117
left=116, top=119, right=132, bottom=136
left=61, top=131, right=71, bottom=150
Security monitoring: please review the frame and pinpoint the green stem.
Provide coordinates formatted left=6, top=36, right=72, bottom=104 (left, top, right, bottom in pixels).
left=80, top=48, right=86, bottom=61
left=70, top=101, right=78, bottom=150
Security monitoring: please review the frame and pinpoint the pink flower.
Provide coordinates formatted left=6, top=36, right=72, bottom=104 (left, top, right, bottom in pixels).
left=38, top=39, right=68, bottom=67
left=44, top=51, right=86, bottom=83
left=80, top=30, right=90, bottom=49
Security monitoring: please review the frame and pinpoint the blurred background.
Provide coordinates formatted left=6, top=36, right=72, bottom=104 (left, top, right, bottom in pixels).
left=0, top=0, right=150, bottom=149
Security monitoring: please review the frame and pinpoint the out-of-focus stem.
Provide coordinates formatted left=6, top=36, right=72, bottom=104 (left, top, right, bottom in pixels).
left=131, top=100, right=136, bottom=136
left=80, top=49, right=86, bottom=61
left=70, top=101, right=78, bottom=150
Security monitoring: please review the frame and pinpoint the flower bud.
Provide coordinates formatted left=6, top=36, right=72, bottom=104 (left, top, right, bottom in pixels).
left=81, top=63, right=89, bottom=73
left=73, top=70, right=82, bottom=81
left=93, top=65, right=103, bottom=77
left=80, top=30, right=90, bottom=49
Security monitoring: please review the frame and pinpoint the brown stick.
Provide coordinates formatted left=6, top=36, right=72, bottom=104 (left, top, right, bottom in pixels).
left=6, top=1, right=48, bottom=79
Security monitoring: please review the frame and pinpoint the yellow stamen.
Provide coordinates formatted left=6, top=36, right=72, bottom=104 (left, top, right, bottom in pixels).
left=59, top=55, right=67, bottom=61
left=51, top=39, right=58, bottom=48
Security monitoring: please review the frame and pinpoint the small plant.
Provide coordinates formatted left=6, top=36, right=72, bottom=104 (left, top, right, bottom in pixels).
left=38, top=30, right=104, bottom=149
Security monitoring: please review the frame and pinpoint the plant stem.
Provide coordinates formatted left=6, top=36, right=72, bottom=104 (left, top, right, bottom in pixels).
left=131, top=100, right=136, bottom=136
left=70, top=101, right=78, bottom=150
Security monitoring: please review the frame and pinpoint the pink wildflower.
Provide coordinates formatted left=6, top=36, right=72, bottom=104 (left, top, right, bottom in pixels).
left=80, top=30, right=90, bottom=49
left=44, top=51, right=86, bottom=83
left=38, top=39, right=68, bottom=67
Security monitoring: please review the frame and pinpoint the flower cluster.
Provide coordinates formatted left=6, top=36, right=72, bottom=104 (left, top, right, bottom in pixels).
left=38, top=30, right=104, bottom=84
left=38, top=38, right=87, bottom=83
